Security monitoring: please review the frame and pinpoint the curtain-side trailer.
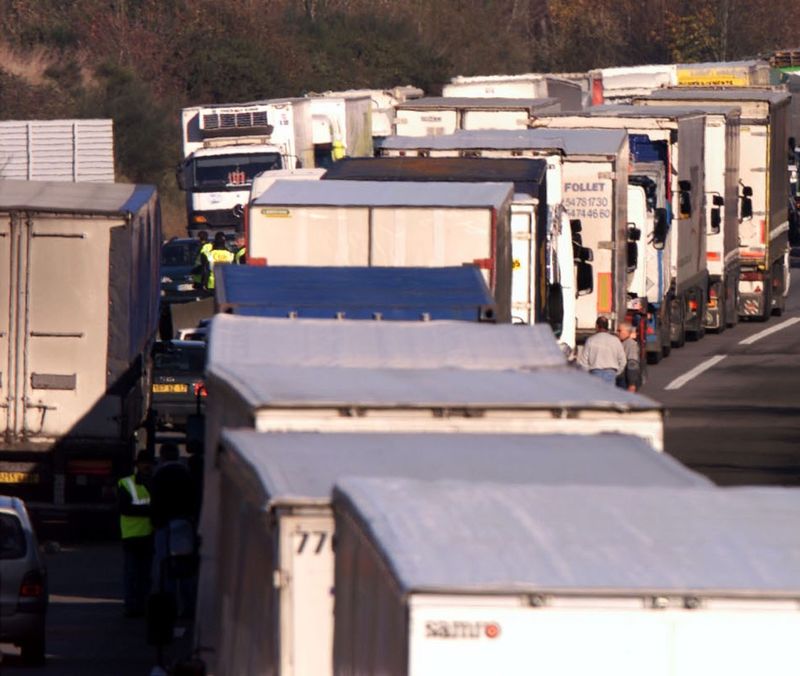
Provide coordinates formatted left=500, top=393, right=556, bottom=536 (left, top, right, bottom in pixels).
left=334, top=479, right=800, bottom=676
left=211, top=430, right=706, bottom=676
left=0, top=180, right=161, bottom=513
left=643, top=88, right=791, bottom=319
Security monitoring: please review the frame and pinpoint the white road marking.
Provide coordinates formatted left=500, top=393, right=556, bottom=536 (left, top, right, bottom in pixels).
left=738, top=317, right=800, bottom=345
left=664, top=355, right=727, bottom=390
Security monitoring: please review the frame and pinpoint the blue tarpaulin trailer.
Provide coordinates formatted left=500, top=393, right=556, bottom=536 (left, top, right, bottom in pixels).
left=215, top=265, right=497, bottom=321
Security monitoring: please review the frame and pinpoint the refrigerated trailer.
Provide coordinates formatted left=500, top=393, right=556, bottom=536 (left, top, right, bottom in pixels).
left=0, top=180, right=161, bottom=508
left=321, top=157, right=551, bottom=328
left=379, top=128, right=630, bottom=342
left=443, top=73, right=583, bottom=111
left=633, top=100, right=743, bottom=330
left=643, top=88, right=791, bottom=319
left=393, top=97, right=560, bottom=136
left=247, top=179, right=516, bottom=322
left=195, top=315, right=663, bottom=656
left=334, top=478, right=800, bottom=676
left=214, top=265, right=497, bottom=321
left=534, top=107, right=709, bottom=347
left=211, top=429, right=707, bottom=676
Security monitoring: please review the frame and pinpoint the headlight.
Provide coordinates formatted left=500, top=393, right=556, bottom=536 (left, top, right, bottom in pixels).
left=161, top=276, right=173, bottom=283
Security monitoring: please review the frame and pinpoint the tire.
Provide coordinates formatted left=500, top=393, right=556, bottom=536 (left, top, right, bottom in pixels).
left=647, top=349, right=662, bottom=365
left=21, top=631, right=46, bottom=666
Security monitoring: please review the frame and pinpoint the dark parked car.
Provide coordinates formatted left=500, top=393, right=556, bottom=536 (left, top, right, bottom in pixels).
left=150, top=340, right=207, bottom=429
left=161, top=238, right=204, bottom=304
left=0, top=496, right=48, bottom=665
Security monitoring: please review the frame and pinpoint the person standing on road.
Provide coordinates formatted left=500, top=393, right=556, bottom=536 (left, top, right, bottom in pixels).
left=150, top=443, right=198, bottom=618
left=616, top=321, right=642, bottom=392
left=201, top=232, right=235, bottom=292
left=233, top=235, right=247, bottom=264
left=118, top=450, right=154, bottom=618
left=191, top=230, right=212, bottom=288
left=577, top=316, right=627, bottom=386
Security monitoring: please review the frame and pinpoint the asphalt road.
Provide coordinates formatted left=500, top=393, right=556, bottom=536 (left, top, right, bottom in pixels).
left=641, top=266, right=800, bottom=486
left=0, top=543, right=195, bottom=674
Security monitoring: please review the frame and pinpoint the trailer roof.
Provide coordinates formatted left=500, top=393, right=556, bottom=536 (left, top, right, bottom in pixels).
left=570, top=104, right=708, bottom=119
left=322, top=157, right=547, bottom=188
left=380, top=128, right=627, bottom=156
left=208, top=362, right=658, bottom=411
left=648, top=87, right=790, bottom=105
left=396, top=96, right=558, bottom=110
left=335, top=479, right=800, bottom=596
left=0, top=179, right=156, bottom=215
left=252, top=179, right=513, bottom=209
left=633, top=100, right=742, bottom=116
left=222, top=430, right=707, bottom=509
left=215, top=265, right=496, bottom=321
left=207, top=314, right=566, bottom=371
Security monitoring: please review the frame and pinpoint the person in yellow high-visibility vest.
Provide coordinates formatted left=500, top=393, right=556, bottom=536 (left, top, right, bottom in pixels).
left=191, top=231, right=213, bottom=288
left=202, top=232, right=235, bottom=291
left=118, top=450, right=154, bottom=617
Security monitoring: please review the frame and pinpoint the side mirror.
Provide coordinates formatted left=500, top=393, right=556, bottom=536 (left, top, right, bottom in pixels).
left=740, top=185, right=753, bottom=219
left=712, top=194, right=724, bottom=207
left=627, top=241, right=638, bottom=272
left=653, top=208, right=668, bottom=249
left=570, top=218, right=582, bottom=234
left=627, top=225, right=642, bottom=242
left=678, top=180, right=692, bottom=218
left=577, top=245, right=593, bottom=263
left=577, top=261, right=593, bottom=295
left=710, top=208, right=721, bottom=234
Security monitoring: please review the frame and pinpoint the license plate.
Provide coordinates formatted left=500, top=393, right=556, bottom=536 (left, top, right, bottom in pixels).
left=152, top=383, right=189, bottom=394
left=0, top=471, right=39, bottom=484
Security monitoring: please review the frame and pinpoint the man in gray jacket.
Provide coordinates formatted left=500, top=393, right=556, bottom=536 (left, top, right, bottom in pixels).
left=577, top=316, right=626, bottom=385
left=616, top=321, right=642, bottom=391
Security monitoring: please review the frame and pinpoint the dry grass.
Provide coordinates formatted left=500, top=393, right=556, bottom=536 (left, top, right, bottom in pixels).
left=0, top=41, right=95, bottom=87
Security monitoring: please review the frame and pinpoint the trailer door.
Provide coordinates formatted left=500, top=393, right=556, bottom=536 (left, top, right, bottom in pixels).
left=510, top=203, right=537, bottom=324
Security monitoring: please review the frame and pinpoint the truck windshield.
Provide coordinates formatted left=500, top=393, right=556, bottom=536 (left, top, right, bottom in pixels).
left=192, top=153, right=283, bottom=189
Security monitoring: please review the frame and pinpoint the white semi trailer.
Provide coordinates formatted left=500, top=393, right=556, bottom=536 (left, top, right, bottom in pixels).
left=393, top=97, right=560, bottom=136
left=194, top=316, right=664, bottom=659
left=443, top=73, right=583, bottom=111
left=0, top=180, right=161, bottom=510
left=379, top=128, right=630, bottom=343
left=246, top=179, right=518, bottom=322
left=210, top=429, right=707, bottom=676
left=534, top=106, right=709, bottom=347
left=643, top=88, right=791, bottom=319
left=334, top=478, right=800, bottom=676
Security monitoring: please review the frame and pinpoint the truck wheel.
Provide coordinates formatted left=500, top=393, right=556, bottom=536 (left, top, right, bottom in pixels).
left=670, top=299, right=686, bottom=348
left=647, top=349, right=662, bottom=365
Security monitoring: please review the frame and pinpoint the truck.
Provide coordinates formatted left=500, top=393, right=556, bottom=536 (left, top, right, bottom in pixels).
left=0, top=179, right=161, bottom=516
left=214, top=265, right=497, bottom=321
left=334, top=478, right=800, bottom=676
left=642, top=88, right=791, bottom=319
left=247, top=179, right=517, bottom=322
left=195, top=315, right=665, bottom=662
left=310, top=86, right=425, bottom=139
left=589, top=60, right=773, bottom=105
left=307, top=95, right=373, bottom=168
left=393, top=97, right=560, bottom=137
left=534, top=107, right=709, bottom=347
left=210, top=429, right=707, bottom=676
left=179, top=98, right=320, bottom=235
left=633, top=100, right=743, bottom=331
left=378, top=128, right=630, bottom=345
left=443, top=73, right=584, bottom=111
left=0, top=119, right=114, bottom=182
left=321, top=157, right=556, bottom=330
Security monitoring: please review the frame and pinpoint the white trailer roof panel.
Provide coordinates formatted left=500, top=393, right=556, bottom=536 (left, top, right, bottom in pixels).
left=209, top=362, right=658, bottom=411
left=381, top=128, right=627, bottom=156
left=335, top=479, right=800, bottom=596
left=0, top=179, right=156, bottom=215
left=253, top=179, right=513, bottom=209
left=207, top=315, right=567, bottom=371
left=222, top=430, right=709, bottom=508
left=397, top=96, right=558, bottom=110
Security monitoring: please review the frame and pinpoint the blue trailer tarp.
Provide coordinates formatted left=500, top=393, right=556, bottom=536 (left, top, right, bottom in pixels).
left=215, top=265, right=497, bottom=321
